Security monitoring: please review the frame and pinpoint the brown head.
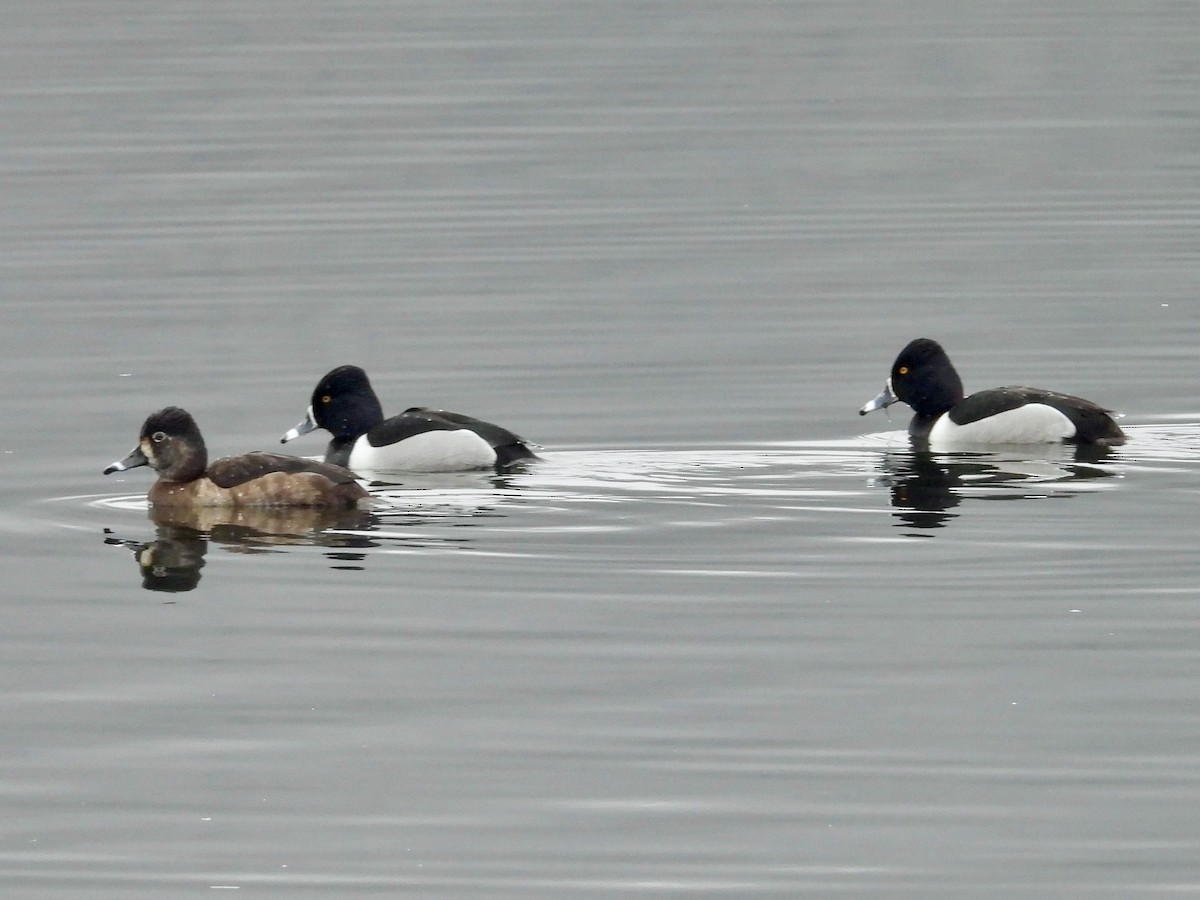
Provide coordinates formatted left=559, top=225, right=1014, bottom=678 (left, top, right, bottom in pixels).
left=104, top=406, right=208, bottom=483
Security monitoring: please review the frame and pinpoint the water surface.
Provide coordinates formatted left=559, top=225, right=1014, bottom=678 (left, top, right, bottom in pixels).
left=4, top=2, right=1200, bottom=896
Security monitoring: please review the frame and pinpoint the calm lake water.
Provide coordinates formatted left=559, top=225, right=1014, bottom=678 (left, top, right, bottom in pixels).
left=4, top=2, right=1200, bottom=896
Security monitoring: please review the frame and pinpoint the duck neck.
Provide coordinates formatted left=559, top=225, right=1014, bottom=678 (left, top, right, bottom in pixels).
left=331, top=394, right=384, bottom=440
left=162, top=440, right=208, bottom=483
left=909, top=373, right=963, bottom=421
left=907, top=414, right=939, bottom=441
left=324, top=437, right=355, bottom=468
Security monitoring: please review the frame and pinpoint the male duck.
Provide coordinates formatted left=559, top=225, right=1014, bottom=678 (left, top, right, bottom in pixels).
left=280, top=365, right=538, bottom=472
left=105, top=407, right=369, bottom=508
left=859, top=338, right=1125, bottom=446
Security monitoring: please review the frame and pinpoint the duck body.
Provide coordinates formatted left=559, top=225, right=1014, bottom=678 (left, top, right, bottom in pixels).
left=281, top=365, right=538, bottom=473
left=860, top=338, right=1125, bottom=446
left=106, top=407, right=368, bottom=508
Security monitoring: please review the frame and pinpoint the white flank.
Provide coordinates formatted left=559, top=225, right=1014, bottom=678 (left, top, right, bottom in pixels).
left=928, top=403, right=1076, bottom=445
left=349, top=429, right=496, bottom=473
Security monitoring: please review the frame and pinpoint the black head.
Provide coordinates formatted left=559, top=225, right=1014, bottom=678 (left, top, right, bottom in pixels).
left=887, top=339, right=965, bottom=418
left=308, top=365, right=386, bottom=440
left=104, top=406, right=208, bottom=483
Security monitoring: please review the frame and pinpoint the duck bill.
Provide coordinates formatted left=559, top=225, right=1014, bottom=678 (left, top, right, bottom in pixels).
left=104, top=445, right=149, bottom=475
left=280, top=406, right=318, bottom=444
left=859, top=380, right=897, bottom=416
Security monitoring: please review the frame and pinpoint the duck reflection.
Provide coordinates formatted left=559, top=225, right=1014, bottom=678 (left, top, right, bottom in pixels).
left=105, top=525, right=207, bottom=592
left=876, top=443, right=1119, bottom=531
left=105, top=506, right=378, bottom=592
left=358, top=466, right=534, bottom=489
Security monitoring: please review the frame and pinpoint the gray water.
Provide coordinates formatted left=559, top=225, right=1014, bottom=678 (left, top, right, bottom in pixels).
left=4, top=2, right=1200, bottom=896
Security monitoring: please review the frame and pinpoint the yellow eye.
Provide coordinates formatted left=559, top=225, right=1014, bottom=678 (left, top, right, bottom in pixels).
left=898, top=366, right=908, bottom=375
left=321, top=395, right=331, bottom=404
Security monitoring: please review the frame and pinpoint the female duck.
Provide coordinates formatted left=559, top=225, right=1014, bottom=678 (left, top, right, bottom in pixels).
left=280, top=365, right=538, bottom=472
left=106, top=407, right=369, bottom=508
left=859, top=338, right=1125, bottom=446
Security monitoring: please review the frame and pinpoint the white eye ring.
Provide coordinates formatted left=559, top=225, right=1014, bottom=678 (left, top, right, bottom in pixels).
left=152, top=431, right=167, bottom=443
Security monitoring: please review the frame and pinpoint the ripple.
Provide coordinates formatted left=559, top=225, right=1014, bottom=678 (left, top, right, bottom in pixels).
left=18, top=427, right=1200, bottom=550
left=87, top=494, right=150, bottom=512
left=1114, top=422, right=1200, bottom=463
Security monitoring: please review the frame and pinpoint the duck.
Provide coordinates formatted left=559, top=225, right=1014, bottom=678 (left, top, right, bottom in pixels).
left=859, top=338, right=1126, bottom=446
left=280, top=365, right=538, bottom=472
left=105, top=406, right=369, bottom=508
